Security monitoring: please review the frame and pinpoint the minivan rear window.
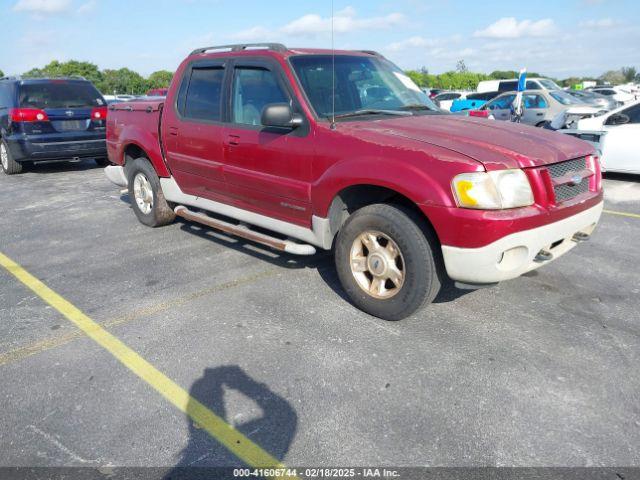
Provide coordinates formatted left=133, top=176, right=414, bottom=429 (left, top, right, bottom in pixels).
left=19, top=82, right=104, bottom=109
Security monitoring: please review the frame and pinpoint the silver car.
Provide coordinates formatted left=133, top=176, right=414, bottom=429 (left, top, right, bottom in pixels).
left=480, top=89, right=599, bottom=127
left=566, top=89, right=619, bottom=111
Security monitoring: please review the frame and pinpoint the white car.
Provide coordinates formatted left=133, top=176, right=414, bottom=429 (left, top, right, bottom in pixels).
left=590, top=86, right=636, bottom=105
left=565, top=101, right=640, bottom=175
left=477, top=77, right=561, bottom=93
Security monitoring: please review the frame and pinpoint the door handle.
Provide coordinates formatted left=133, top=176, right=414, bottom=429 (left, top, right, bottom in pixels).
left=226, top=134, right=241, bottom=146
left=168, top=127, right=178, bottom=136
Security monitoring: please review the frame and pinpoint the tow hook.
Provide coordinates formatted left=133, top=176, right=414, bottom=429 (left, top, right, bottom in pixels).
left=534, top=250, right=553, bottom=263
left=572, top=232, right=590, bottom=243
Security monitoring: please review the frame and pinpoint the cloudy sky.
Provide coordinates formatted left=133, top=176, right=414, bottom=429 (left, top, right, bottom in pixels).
left=1, top=0, right=638, bottom=78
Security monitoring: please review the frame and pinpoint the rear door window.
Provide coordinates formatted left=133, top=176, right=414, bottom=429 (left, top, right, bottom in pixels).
left=183, top=67, right=225, bottom=121
left=18, top=82, right=103, bottom=108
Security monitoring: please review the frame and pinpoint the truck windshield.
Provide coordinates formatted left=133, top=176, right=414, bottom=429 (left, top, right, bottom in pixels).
left=290, top=55, right=439, bottom=119
left=19, top=81, right=104, bottom=109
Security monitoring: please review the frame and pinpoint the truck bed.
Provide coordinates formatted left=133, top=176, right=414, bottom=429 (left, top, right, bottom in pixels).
left=106, top=100, right=164, bottom=170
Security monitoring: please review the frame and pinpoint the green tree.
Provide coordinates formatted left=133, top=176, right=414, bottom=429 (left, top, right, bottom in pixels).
left=147, top=70, right=174, bottom=90
left=23, top=60, right=103, bottom=85
left=405, top=70, right=426, bottom=87
left=22, top=67, right=45, bottom=78
left=99, top=68, right=147, bottom=95
left=621, top=66, right=637, bottom=83
left=489, top=70, right=518, bottom=79
left=599, top=69, right=626, bottom=85
left=0, top=69, right=4, bottom=78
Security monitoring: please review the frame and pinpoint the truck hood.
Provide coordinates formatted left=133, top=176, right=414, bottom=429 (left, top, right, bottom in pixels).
left=347, top=114, right=594, bottom=170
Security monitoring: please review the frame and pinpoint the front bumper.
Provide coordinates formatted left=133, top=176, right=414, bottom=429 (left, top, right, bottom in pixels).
left=441, top=201, right=603, bottom=284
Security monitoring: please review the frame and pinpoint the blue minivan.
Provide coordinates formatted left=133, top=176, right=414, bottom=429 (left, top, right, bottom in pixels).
left=0, top=77, right=109, bottom=174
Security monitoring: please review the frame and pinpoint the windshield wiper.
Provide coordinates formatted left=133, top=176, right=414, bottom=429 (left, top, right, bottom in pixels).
left=399, top=104, right=435, bottom=111
left=399, top=104, right=442, bottom=114
left=331, top=109, right=412, bottom=120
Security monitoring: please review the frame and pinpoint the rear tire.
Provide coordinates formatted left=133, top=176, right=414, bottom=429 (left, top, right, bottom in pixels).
left=1, top=140, right=23, bottom=175
left=126, top=157, right=175, bottom=227
left=334, top=203, right=441, bottom=321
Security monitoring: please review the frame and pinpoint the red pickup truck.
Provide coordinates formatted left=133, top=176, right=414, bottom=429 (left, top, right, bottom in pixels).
left=105, top=43, right=603, bottom=320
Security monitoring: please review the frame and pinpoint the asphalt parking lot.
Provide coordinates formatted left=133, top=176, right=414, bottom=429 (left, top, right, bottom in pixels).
left=0, top=161, right=639, bottom=473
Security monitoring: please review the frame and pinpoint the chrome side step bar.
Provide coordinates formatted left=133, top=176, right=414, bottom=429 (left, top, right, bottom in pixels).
left=174, top=206, right=316, bottom=256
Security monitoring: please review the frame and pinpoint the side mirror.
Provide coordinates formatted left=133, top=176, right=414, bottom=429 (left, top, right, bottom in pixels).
left=261, top=104, right=304, bottom=129
left=605, top=113, right=630, bottom=126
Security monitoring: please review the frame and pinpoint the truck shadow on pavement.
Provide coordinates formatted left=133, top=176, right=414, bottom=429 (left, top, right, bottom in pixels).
left=164, top=365, right=297, bottom=479
left=178, top=217, right=470, bottom=307
left=119, top=191, right=472, bottom=312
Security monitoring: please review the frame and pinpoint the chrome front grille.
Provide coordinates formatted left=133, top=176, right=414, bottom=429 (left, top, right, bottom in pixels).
left=554, top=181, right=589, bottom=202
left=547, top=157, right=590, bottom=203
left=548, top=157, right=586, bottom=178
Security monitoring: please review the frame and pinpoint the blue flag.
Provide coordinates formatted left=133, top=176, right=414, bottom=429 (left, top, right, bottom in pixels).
left=517, top=68, right=527, bottom=92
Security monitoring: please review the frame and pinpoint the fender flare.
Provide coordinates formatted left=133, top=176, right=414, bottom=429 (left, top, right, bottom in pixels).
left=118, top=125, right=171, bottom=178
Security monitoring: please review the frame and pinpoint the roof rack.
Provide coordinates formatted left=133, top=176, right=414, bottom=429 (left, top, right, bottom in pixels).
left=1, top=75, right=88, bottom=81
left=359, top=50, right=382, bottom=56
left=190, top=43, right=288, bottom=56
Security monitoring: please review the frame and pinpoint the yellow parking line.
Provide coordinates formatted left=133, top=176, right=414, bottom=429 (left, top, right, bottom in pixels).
left=0, top=251, right=296, bottom=477
left=604, top=209, right=640, bottom=219
left=0, top=269, right=278, bottom=368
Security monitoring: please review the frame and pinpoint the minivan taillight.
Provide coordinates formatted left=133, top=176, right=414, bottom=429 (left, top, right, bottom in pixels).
left=91, top=107, right=108, bottom=120
left=9, top=108, right=49, bottom=122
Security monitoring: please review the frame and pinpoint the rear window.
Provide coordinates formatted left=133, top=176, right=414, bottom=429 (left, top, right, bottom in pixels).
left=183, top=67, right=225, bottom=121
left=18, top=81, right=104, bottom=109
left=467, top=91, right=498, bottom=101
left=498, top=81, right=518, bottom=92
left=498, top=80, right=542, bottom=92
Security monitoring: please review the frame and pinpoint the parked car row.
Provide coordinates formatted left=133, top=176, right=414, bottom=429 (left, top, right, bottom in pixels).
left=479, top=89, right=605, bottom=128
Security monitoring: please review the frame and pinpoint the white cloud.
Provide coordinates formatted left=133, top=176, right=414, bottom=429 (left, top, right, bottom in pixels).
left=231, top=6, right=406, bottom=40
left=579, top=18, right=617, bottom=28
left=231, top=26, right=273, bottom=41
left=13, top=0, right=72, bottom=14
left=78, top=0, right=97, bottom=14
left=386, top=36, right=437, bottom=52
left=473, top=17, right=556, bottom=39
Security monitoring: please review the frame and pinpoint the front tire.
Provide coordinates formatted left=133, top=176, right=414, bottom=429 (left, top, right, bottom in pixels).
left=126, top=157, right=175, bottom=227
left=1, top=140, right=23, bottom=175
left=334, top=204, right=441, bottom=321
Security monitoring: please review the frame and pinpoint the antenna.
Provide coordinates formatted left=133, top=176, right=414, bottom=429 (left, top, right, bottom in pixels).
left=330, top=0, right=336, bottom=129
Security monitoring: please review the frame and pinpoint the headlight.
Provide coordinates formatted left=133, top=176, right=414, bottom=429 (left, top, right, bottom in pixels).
left=452, top=169, right=534, bottom=209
